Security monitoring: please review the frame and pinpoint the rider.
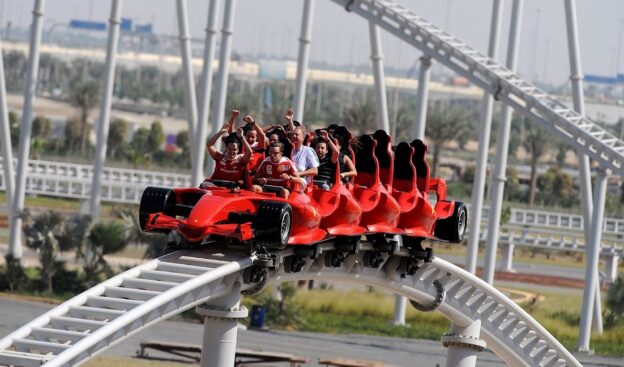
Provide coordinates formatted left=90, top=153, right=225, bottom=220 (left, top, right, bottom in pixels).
left=241, top=114, right=267, bottom=173
left=314, top=130, right=357, bottom=190
left=201, top=110, right=252, bottom=188
left=253, top=141, right=304, bottom=198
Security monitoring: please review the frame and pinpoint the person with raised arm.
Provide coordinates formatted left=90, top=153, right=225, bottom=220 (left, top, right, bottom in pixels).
left=314, top=130, right=356, bottom=189
left=200, top=110, right=251, bottom=188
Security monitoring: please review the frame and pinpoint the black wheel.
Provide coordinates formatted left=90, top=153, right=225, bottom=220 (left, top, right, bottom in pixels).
left=139, top=187, right=176, bottom=231
left=434, top=201, right=468, bottom=243
left=254, top=201, right=292, bottom=250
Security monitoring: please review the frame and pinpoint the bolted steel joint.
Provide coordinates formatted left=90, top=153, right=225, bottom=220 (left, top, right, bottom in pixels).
left=196, top=304, right=249, bottom=321
left=441, top=333, right=487, bottom=352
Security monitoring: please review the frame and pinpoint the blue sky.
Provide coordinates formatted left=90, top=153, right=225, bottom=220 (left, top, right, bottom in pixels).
left=1, top=0, right=623, bottom=84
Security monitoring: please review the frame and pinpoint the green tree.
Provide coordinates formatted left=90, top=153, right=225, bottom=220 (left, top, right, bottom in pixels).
left=342, top=99, right=377, bottom=135
left=536, top=167, right=576, bottom=207
left=68, top=78, right=100, bottom=155
left=9, top=111, right=19, bottom=147
left=64, top=118, right=82, bottom=152
left=521, top=118, right=553, bottom=206
left=148, top=121, right=165, bottom=151
left=31, top=115, right=51, bottom=139
left=108, top=118, right=128, bottom=158
left=606, top=275, right=624, bottom=327
left=425, top=102, right=471, bottom=177
left=23, top=211, right=76, bottom=292
left=81, top=220, right=128, bottom=286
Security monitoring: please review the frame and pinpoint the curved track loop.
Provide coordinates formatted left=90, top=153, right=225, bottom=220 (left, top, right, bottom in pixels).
left=0, top=245, right=581, bottom=367
left=0, top=249, right=254, bottom=367
left=269, top=245, right=581, bottom=367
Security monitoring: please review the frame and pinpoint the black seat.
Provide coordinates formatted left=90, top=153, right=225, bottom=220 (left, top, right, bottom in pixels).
left=394, top=142, right=415, bottom=182
left=410, top=139, right=430, bottom=192
left=354, top=134, right=378, bottom=187
left=373, top=130, right=394, bottom=187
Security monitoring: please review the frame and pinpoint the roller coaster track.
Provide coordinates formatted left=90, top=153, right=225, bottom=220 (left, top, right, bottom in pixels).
left=331, top=0, right=624, bottom=176
left=0, top=243, right=581, bottom=367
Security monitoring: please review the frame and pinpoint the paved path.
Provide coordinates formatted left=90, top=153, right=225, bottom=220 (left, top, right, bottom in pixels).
left=1, top=297, right=622, bottom=367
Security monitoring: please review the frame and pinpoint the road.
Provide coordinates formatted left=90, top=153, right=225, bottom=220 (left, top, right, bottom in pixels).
left=1, top=297, right=622, bottom=367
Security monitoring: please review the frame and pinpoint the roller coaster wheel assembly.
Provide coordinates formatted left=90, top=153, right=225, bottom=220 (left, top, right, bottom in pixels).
left=254, top=201, right=292, bottom=250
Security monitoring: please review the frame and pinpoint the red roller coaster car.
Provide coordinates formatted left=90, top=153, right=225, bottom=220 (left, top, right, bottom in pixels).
left=140, top=130, right=467, bottom=252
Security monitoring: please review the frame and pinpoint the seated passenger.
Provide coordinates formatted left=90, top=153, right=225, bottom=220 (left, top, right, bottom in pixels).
left=252, top=142, right=305, bottom=199
left=334, top=134, right=357, bottom=183
left=313, top=130, right=356, bottom=189
left=241, top=114, right=267, bottom=150
left=290, top=125, right=319, bottom=184
left=200, top=111, right=251, bottom=188
left=241, top=115, right=267, bottom=173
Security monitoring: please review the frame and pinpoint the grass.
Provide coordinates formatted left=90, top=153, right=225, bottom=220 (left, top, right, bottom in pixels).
left=267, top=286, right=624, bottom=357
left=428, top=241, right=624, bottom=272
left=0, top=192, right=137, bottom=220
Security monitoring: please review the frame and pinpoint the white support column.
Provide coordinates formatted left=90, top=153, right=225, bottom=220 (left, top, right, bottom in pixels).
left=563, top=0, right=603, bottom=335
left=0, top=33, right=15, bottom=209
left=196, top=282, right=247, bottom=367
left=368, top=22, right=390, bottom=132
left=393, top=294, right=407, bottom=326
left=293, top=0, right=315, bottom=122
left=176, top=0, right=199, bottom=167
left=8, top=0, right=45, bottom=259
left=466, top=0, right=504, bottom=274
left=207, top=0, right=236, bottom=176
left=500, top=243, right=515, bottom=272
left=483, top=0, right=523, bottom=285
left=604, top=250, right=619, bottom=284
left=441, top=320, right=486, bottom=367
left=89, top=0, right=123, bottom=220
left=191, top=0, right=221, bottom=186
left=410, top=55, right=432, bottom=140
left=578, top=169, right=609, bottom=352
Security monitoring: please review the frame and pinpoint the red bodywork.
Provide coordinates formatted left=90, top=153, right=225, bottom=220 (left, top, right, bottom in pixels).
left=142, top=135, right=459, bottom=246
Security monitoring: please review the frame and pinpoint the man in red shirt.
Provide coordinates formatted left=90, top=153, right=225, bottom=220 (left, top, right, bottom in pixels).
left=252, top=142, right=304, bottom=198
left=201, top=110, right=252, bottom=188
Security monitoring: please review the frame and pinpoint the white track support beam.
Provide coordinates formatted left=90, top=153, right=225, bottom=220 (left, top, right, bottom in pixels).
left=500, top=242, right=514, bottom=272
left=563, top=0, right=603, bottom=335
left=604, top=251, right=619, bottom=284
left=293, top=0, right=315, bottom=122
left=578, top=169, right=609, bottom=351
left=410, top=55, right=432, bottom=140
left=442, top=320, right=486, bottom=367
left=197, top=282, right=247, bottom=367
left=368, top=22, right=390, bottom=132
left=191, top=0, right=221, bottom=186
left=209, top=0, right=236, bottom=176
left=176, top=0, right=199, bottom=167
left=90, top=0, right=123, bottom=220
left=466, top=0, right=504, bottom=274
left=483, top=0, right=523, bottom=285
left=8, top=0, right=45, bottom=259
left=393, top=293, right=407, bottom=325
left=0, top=33, right=15, bottom=209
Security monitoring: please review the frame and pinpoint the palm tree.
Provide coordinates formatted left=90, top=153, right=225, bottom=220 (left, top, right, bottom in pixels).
left=23, top=211, right=76, bottom=292
left=343, top=99, right=377, bottom=135
left=424, top=102, right=471, bottom=177
left=81, top=220, right=128, bottom=286
left=68, top=78, right=100, bottom=155
left=521, top=118, right=553, bottom=206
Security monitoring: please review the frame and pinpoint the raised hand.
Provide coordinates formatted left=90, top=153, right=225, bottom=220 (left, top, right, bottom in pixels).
left=284, top=108, right=294, bottom=122
left=243, top=115, right=255, bottom=125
